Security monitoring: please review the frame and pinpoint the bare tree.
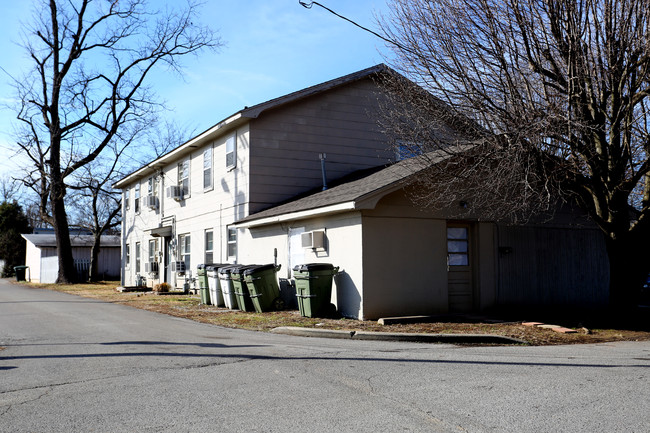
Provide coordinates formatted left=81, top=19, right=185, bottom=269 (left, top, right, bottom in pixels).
left=377, top=0, right=650, bottom=309
left=10, top=0, right=221, bottom=283
left=0, top=176, right=23, bottom=203
left=68, top=151, right=123, bottom=282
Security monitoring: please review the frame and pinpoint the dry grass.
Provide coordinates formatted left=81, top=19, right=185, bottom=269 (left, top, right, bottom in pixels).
left=21, top=280, right=650, bottom=346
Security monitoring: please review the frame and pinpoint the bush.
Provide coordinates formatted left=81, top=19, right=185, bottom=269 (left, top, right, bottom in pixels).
left=153, top=282, right=171, bottom=293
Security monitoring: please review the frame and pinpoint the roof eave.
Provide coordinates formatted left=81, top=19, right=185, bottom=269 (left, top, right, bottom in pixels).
left=234, top=202, right=358, bottom=229
left=113, top=113, right=245, bottom=189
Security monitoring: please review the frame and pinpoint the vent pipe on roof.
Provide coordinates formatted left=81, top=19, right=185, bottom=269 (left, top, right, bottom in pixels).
left=320, top=153, right=328, bottom=191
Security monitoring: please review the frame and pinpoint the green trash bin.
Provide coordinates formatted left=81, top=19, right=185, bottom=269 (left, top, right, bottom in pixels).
left=231, top=265, right=256, bottom=312
left=243, top=264, right=284, bottom=313
left=197, top=264, right=211, bottom=305
left=293, top=263, right=339, bottom=318
left=14, top=266, right=29, bottom=282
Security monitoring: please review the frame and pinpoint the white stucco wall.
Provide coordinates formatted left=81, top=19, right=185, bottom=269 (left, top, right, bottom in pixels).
left=121, top=124, right=251, bottom=288
left=241, top=212, right=364, bottom=319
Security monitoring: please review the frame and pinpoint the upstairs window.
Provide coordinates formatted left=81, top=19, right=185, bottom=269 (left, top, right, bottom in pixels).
left=203, top=146, right=213, bottom=190
left=226, top=133, right=237, bottom=169
left=124, top=189, right=130, bottom=210
left=395, top=140, right=422, bottom=161
left=134, top=183, right=140, bottom=213
left=178, top=160, right=190, bottom=197
left=147, top=176, right=158, bottom=198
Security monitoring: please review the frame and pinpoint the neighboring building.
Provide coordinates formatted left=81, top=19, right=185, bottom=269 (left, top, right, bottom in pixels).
left=21, top=233, right=121, bottom=283
left=114, top=64, right=609, bottom=320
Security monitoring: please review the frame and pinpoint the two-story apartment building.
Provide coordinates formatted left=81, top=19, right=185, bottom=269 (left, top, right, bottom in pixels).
left=115, top=64, right=610, bottom=320
left=114, top=64, right=397, bottom=292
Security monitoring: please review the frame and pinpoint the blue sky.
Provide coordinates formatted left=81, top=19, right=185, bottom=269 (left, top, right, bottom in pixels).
left=0, top=0, right=392, bottom=178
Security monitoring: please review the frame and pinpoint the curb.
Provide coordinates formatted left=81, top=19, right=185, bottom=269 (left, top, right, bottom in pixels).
left=271, top=326, right=528, bottom=345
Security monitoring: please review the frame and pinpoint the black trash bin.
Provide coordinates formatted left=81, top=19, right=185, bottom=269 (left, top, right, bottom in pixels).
left=14, top=266, right=29, bottom=282
left=293, top=263, right=339, bottom=317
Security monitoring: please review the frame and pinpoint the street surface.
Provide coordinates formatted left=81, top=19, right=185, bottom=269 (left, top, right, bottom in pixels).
left=1, top=278, right=649, bottom=432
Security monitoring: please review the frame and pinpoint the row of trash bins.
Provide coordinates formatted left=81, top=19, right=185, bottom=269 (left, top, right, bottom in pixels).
left=197, top=263, right=339, bottom=318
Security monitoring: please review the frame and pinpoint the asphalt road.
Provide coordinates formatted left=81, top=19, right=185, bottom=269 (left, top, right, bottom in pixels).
left=1, top=279, right=649, bottom=433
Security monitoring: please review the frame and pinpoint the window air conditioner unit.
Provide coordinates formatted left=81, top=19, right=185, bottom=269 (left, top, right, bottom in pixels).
left=172, top=261, right=186, bottom=273
left=144, top=195, right=158, bottom=210
left=301, top=230, right=325, bottom=249
left=166, top=185, right=183, bottom=201
left=147, top=261, right=159, bottom=274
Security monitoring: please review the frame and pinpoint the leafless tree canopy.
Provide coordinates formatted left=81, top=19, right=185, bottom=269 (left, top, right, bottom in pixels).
left=10, top=0, right=221, bottom=282
left=378, top=0, right=650, bottom=305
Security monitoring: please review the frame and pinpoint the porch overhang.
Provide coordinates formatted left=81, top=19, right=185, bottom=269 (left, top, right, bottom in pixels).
left=148, top=226, right=172, bottom=237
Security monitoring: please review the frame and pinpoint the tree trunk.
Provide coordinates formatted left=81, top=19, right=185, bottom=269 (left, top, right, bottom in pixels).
left=51, top=183, right=76, bottom=284
left=605, top=234, right=647, bottom=315
left=89, top=234, right=101, bottom=282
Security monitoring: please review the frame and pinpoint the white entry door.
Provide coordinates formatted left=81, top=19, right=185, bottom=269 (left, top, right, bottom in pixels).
left=288, top=227, right=305, bottom=278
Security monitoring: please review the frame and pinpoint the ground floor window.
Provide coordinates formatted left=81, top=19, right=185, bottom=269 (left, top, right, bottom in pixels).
left=227, top=228, right=237, bottom=260
left=179, top=234, right=191, bottom=271
left=125, top=244, right=131, bottom=267
left=205, top=230, right=213, bottom=264
left=135, top=242, right=141, bottom=273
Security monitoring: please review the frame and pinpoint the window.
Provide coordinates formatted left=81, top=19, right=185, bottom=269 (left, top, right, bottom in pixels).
left=227, top=228, right=237, bottom=259
left=395, top=140, right=422, bottom=161
left=134, top=183, right=140, bottom=213
left=125, top=244, right=131, bottom=267
left=148, top=239, right=158, bottom=263
left=179, top=234, right=191, bottom=271
left=205, top=230, right=214, bottom=264
left=124, top=189, right=130, bottom=210
left=447, top=227, right=469, bottom=266
left=225, top=133, right=237, bottom=169
left=203, top=147, right=213, bottom=190
left=147, top=176, right=158, bottom=197
left=178, top=160, right=190, bottom=197
left=135, top=242, right=141, bottom=273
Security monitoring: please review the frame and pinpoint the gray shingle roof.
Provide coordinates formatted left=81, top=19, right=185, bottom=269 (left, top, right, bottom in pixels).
left=22, top=234, right=121, bottom=248
left=237, top=149, right=456, bottom=225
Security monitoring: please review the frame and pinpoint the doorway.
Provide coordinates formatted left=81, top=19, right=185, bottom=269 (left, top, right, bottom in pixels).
left=447, top=224, right=474, bottom=312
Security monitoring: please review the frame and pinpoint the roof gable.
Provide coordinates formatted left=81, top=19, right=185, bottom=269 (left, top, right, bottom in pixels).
left=113, top=64, right=392, bottom=189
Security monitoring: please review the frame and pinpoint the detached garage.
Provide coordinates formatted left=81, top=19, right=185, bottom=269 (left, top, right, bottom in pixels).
left=21, top=233, right=121, bottom=283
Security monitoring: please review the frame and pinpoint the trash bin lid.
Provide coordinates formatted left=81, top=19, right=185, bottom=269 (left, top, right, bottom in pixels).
left=197, top=264, right=210, bottom=270
left=218, top=264, right=238, bottom=275
left=293, top=263, right=335, bottom=272
left=242, top=263, right=279, bottom=276
left=230, top=265, right=258, bottom=275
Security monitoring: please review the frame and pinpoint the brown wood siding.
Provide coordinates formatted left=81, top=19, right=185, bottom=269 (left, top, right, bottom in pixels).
left=496, top=225, right=609, bottom=306
left=248, top=79, right=394, bottom=213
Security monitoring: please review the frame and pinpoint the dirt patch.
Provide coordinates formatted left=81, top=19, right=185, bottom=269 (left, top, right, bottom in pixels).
left=25, top=281, right=650, bottom=346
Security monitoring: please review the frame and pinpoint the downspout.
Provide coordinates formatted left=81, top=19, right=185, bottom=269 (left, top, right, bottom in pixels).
left=320, top=153, right=328, bottom=190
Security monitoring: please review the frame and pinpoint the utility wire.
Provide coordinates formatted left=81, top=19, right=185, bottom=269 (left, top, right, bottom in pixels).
left=298, top=1, right=417, bottom=56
